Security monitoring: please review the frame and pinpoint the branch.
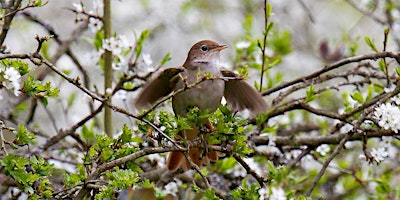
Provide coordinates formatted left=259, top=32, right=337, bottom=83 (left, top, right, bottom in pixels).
left=262, top=51, right=400, bottom=96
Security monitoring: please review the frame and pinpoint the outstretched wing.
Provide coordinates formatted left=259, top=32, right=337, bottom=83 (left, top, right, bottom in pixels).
left=221, top=69, right=268, bottom=116
left=135, top=67, right=184, bottom=110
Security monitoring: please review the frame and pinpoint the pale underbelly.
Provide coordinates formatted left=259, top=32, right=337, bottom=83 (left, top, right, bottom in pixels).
left=172, top=79, right=224, bottom=117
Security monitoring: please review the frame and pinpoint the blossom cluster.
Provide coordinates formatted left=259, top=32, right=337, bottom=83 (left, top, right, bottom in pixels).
left=72, top=0, right=103, bottom=33
left=0, top=67, right=22, bottom=99
left=258, top=187, right=286, bottom=200
left=162, top=179, right=182, bottom=197
left=373, top=102, right=400, bottom=133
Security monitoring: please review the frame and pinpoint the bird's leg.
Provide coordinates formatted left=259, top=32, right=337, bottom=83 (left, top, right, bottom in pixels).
left=198, top=118, right=217, bottom=160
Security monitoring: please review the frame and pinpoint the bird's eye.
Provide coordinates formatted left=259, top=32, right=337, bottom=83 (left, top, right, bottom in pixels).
left=201, top=45, right=208, bottom=52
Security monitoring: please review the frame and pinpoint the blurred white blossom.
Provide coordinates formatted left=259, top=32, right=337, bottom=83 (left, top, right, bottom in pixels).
left=163, top=180, right=182, bottom=196
left=114, top=90, right=127, bottom=100
left=370, top=147, right=388, bottom=163
left=340, top=124, right=353, bottom=134
left=316, top=144, right=330, bottom=156
left=374, top=103, right=400, bottom=133
left=381, top=136, right=392, bottom=147
left=1, top=67, right=21, bottom=96
left=93, top=0, right=103, bottom=13
left=258, top=187, right=269, bottom=200
left=88, top=17, right=102, bottom=33
left=142, top=53, right=153, bottom=66
left=235, top=41, right=251, bottom=49
left=72, top=2, right=84, bottom=13
left=270, top=187, right=286, bottom=200
left=259, top=187, right=286, bottom=200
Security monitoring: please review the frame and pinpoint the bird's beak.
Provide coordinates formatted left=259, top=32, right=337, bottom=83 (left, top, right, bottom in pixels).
left=214, top=44, right=227, bottom=51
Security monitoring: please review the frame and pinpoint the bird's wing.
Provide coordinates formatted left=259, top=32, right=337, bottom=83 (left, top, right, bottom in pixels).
left=135, top=67, right=184, bottom=110
left=221, top=69, right=268, bottom=116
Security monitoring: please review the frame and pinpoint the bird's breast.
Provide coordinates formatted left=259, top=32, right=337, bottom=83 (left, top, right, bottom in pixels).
left=172, top=65, right=224, bottom=117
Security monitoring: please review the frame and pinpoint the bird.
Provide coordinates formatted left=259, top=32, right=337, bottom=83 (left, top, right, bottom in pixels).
left=135, top=40, right=268, bottom=172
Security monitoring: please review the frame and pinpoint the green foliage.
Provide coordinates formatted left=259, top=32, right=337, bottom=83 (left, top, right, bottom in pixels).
left=23, top=75, right=60, bottom=106
left=135, top=29, right=150, bottom=59
left=15, top=124, right=37, bottom=146
left=0, top=154, right=53, bottom=198
left=203, top=189, right=221, bottom=200
left=95, top=167, right=139, bottom=199
left=269, top=30, right=292, bottom=56
left=365, top=36, right=378, bottom=52
left=350, top=91, right=364, bottom=104
left=231, top=179, right=259, bottom=200
left=159, top=52, right=172, bottom=65
left=0, top=59, right=30, bottom=75
left=64, top=164, right=87, bottom=187
left=305, top=84, right=317, bottom=103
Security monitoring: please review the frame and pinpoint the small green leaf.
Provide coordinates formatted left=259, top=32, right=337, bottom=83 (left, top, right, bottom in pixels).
left=159, top=52, right=171, bottom=65
left=266, top=3, right=272, bottom=18
left=16, top=124, right=37, bottom=145
left=305, top=84, right=317, bottom=103
left=350, top=91, right=364, bottom=103
left=120, top=124, right=133, bottom=143
left=366, top=84, right=373, bottom=102
left=396, top=68, right=400, bottom=76
left=365, top=36, right=378, bottom=52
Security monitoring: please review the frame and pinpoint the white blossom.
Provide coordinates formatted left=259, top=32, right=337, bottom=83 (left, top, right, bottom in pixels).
left=259, top=187, right=286, bottom=200
left=88, top=17, right=102, bottom=33
left=142, top=53, right=153, bottom=66
left=270, top=187, right=286, bottom=200
left=93, top=0, right=103, bottom=13
left=227, top=163, right=247, bottom=177
left=374, top=103, right=400, bottom=133
left=103, top=37, right=122, bottom=55
left=105, top=88, right=113, bottom=95
left=235, top=41, right=251, bottom=49
left=340, top=124, right=353, bottom=134
left=381, top=136, right=392, bottom=147
left=383, top=84, right=396, bottom=93
left=102, top=35, right=131, bottom=56
left=114, top=90, right=127, bottom=100
left=72, top=2, right=84, bottom=13
left=2, top=67, right=21, bottom=96
left=163, top=180, right=182, bottom=196
left=112, top=62, right=123, bottom=71
left=371, top=147, right=388, bottom=163
left=285, top=149, right=302, bottom=161
left=258, top=187, right=269, bottom=200
left=316, top=144, right=330, bottom=156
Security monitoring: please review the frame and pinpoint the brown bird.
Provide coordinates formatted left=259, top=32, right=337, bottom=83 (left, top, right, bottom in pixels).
left=135, top=40, right=268, bottom=171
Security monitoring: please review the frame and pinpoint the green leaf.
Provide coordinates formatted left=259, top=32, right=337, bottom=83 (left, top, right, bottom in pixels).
left=120, top=124, right=133, bottom=143
left=0, top=59, right=30, bottom=75
left=366, top=84, right=373, bottom=102
left=365, top=36, right=378, bottom=52
left=23, top=75, right=60, bottom=106
left=305, top=84, right=317, bottom=103
left=101, top=147, right=114, bottom=161
left=350, top=91, right=364, bottom=103
left=159, top=52, right=171, bottom=65
left=396, top=68, right=400, bottom=76
left=242, top=14, right=253, bottom=35
left=15, top=124, right=37, bottom=145
left=67, top=92, right=77, bottom=107
left=135, top=29, right=150, bottom=59
left=266, top=3, right=272, bottom=18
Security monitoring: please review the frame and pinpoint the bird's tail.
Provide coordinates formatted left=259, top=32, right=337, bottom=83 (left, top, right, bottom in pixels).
left=166, top=127, right=222, bottom=172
